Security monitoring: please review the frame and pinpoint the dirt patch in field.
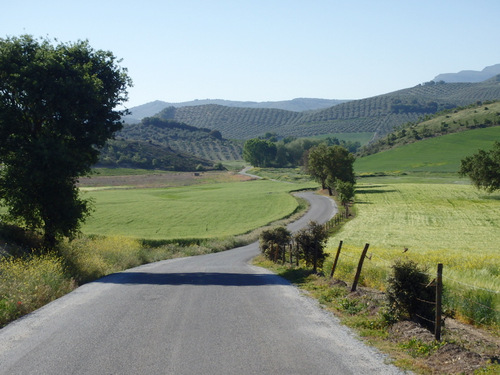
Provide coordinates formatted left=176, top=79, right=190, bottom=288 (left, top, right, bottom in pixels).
left=78, top=171, right=253, bottom=189
left=388, top=319, right=499, bottom=374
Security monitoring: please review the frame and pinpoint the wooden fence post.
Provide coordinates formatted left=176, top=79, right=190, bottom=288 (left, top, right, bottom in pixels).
left=435, top=263, right=443, bottom=341
left=351, top=243, right=370, bottom=292
left=330, top=240, right=343, bottom=278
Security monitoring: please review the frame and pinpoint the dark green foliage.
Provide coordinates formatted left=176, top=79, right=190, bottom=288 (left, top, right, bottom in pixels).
left=293, top=221, right=329, bottom=273
left=0, top=35, right=131, bottom=248
left=243, top=138, right=277, bottom=167
left=306, top=145, right=355, bottom=195
left=305, top=143, right=330, bottom=189
left=335, top=180, right=355, bottom=216
left=459, top=141, right=500, bottom=192
left=386, top=260, right=434, bottom=328
left=259, top=227, right=291, bottom=261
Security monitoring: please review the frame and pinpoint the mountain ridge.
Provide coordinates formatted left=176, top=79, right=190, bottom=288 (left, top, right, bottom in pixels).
left=123, top=98, right=348, bottom=123
left=434, top=63, right=500, bottom=83
left=153, top=76, right=500, bottom=140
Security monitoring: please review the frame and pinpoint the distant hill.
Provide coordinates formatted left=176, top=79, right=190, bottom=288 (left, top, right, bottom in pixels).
left=96, top=139, right=218, bottom=171
left=434, top=63, right=500, bottom=83
left=123, top=98, right=347, bottom=123
left=153, top=76, right=500, bottom=140
left=116, top=117, right=243, bottom=162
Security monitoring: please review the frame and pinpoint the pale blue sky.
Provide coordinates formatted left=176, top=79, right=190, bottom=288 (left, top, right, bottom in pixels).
left=2, top=0, right=500, bottom=108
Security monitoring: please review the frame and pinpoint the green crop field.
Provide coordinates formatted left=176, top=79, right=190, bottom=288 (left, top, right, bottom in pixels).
left=326, top=181, right=500, bottom=325
left=355, top=126, right=500, bottom=174
left=81, top=179, right=317, bottom=240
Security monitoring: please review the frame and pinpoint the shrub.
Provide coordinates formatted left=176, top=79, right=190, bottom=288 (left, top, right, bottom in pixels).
left=259, top=226, right=291, bottom=262
left=386, top=259, right=435, bottom=328
left=294, top=221, right=329, bottom=272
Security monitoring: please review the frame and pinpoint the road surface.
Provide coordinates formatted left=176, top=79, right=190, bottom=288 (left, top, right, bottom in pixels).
left=0, top=192, right=404, bottom=374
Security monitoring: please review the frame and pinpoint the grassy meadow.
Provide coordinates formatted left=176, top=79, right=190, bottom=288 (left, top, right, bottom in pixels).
left=355, top=126, right=500, bottom=174
left=330, top=128, right=500, bottom=326
left=81, top=178, right=316, bottom=240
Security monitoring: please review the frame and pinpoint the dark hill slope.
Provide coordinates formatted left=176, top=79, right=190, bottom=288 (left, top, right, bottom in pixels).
left=276, top=76, right=500, bottom=138
left=157, top=105, right=302, bottom=139
left=155, top=76, right=500, bottom=140
left=97, top=139, right=216, bottom=171
left=118, top=117, right=243, bottom=161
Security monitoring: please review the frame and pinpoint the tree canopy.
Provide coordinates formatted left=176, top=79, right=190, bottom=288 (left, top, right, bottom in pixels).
left=0, top=35, right=132, bottom=248
left=242, top=138, right=277, bottom=167
left=459, top=141, right=500, bottom=193
left=306, top=144, right=355, bottom=195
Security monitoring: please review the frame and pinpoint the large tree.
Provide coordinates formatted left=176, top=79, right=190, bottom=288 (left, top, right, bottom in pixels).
left=242, top=138, right=277, bottom=167
left=306, top=144, right=355, bottom=195
left=0, top=35, right=132, bottom=248
left=305, top=143, right=329, bottom=189
left=324, top=145, right=356, bottom=195
left=459, top=141, right=500, bottom=193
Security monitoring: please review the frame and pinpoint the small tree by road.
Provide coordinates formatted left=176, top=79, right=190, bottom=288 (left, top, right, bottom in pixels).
left=294, top=221, right=328, bottom=273
left=259, top=226, right=291, bottom=261
left=335, top=180, right=355, bottom=217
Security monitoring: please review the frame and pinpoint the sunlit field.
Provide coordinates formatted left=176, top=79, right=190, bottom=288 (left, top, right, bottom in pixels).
left=326, top=181, right=500, bottom=325
left=81, top=179, right=316, bottom=240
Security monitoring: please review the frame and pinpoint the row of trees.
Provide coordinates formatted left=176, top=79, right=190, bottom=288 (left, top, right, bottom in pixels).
left=242, top=135, right=360, bottom=168
left=259, top=222, right=329, bottom=273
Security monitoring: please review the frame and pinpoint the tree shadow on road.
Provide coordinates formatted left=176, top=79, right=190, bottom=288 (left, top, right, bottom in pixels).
left=94, top=271, right=291, bottom=287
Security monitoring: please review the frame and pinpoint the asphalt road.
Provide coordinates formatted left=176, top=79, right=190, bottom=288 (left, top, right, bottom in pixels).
left=0, top=192, right=404, bottom=374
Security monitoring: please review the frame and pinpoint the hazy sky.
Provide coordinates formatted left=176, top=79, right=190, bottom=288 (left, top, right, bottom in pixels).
left=2, top=0, right=500, bottom=108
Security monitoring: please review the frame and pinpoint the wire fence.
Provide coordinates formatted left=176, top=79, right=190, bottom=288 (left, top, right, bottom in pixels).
left=326, top=238, right=500, bottom=334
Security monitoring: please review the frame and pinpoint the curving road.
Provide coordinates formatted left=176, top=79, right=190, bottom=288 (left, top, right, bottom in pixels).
left=0, top=192, right=404, bottom=374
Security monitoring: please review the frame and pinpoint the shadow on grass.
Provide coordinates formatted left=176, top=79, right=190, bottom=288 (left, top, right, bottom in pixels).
left=356, top=188, right=397, bottom=194
left=278, top=268, right=316, bottom=285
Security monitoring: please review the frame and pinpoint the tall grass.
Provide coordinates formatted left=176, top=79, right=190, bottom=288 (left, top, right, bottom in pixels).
left=325, top=182, right=500, bottom=327
left=0, top=253, right=75, bottom=327
left=0, top=232, right=259, bottom=327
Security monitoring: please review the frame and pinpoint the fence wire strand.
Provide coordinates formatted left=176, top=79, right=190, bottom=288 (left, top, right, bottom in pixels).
left=329, top=241, right=499, bottom=327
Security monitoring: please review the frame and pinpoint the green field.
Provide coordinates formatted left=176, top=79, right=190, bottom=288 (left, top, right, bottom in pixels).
left=81, top=179, right=316, bottom=240
left=326, top=181, right=500, bottom=324
left=355, top=126, right=500, bottom=174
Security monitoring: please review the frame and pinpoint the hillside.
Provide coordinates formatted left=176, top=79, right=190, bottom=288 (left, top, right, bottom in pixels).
left=123, top=98, right=347, bottom=123
left=117, top=117, right=243, bottom=162
left=360, top=100, right=500, bottom=156
left=354, top=126, right=500, bottom=175
left=434, top=63, right=500, bottom=83
left=153, top=76, right=500, bottom=140
left=96, top=139, right=218, bottom=171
